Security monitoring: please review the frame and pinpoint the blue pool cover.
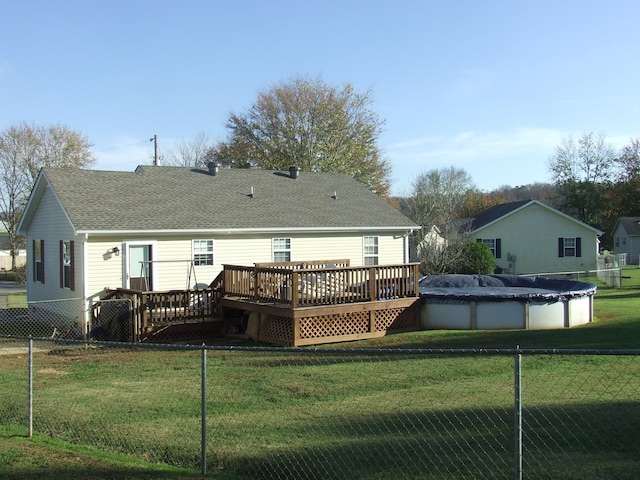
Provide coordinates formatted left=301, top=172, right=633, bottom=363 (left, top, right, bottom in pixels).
left=419, top=274, right=597, bottom=302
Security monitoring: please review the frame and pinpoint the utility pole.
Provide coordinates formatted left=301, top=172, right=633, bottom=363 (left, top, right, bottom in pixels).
left=150, top=134, right=159, bottom=166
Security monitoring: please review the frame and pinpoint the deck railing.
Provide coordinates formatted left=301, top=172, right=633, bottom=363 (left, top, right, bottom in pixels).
left=223, top=263, right=420, bottom=307
left=100, top=286, right=222, bottom=341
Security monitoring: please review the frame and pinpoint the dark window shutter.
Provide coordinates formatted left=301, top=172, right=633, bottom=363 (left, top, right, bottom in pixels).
left=558, top=238, right=564, bottom=257
left=40, top=240, right=45, bottom=284
left=59, top=240, right=64, bottom=288
left=476, top=238, right=482, bottom=243
left=495, top=239, right=502, bottom=259
left=576, top=237, right=581, bottom=258
left=32, top=239, right=36, bottom=282
left=70, top=241, right=75, bottom=291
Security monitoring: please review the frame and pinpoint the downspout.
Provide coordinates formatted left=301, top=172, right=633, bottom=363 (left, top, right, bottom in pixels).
left=404, top=231, right=411, bottom=264
left=82, top=233, right=89, bottom=339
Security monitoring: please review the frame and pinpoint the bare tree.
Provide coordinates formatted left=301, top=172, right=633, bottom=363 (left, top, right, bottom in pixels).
left=405, top=167, right=476, bottom=274
left=0, top=123, right=95, bottom=269
left=163, top=131, right=213, bottom=167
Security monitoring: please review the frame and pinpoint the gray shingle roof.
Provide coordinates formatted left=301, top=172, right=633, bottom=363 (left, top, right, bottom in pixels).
left=616, top=217, right=640, bottom=236
left=40, top=166, right=416, bottom=232
left=469, top=200, right=531, bottom=231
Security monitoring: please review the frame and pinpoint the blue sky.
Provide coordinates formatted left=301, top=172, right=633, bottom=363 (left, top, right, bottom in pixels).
left=2, top=0, right=639, bottom=195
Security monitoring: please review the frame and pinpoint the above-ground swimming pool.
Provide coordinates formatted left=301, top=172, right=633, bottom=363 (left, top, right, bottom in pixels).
left=419, top=274, right=597, bottom=330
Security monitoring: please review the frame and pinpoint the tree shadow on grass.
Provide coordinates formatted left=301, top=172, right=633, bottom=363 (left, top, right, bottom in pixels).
left=210, top=401, right=640, bottom=480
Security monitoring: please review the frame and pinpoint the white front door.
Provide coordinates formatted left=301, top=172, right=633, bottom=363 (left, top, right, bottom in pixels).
left=126, top=244, right=152, bottom=291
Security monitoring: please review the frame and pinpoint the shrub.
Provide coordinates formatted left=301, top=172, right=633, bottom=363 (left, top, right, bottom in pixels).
left=13, top=264, right=26, bottom=287
left=457, top=241, right=496, bottom=274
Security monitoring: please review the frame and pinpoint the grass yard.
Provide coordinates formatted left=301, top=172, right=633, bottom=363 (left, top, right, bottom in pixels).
left=4, top=293, right=26, bottom=309
left=1, top=267, right=640, bottom=479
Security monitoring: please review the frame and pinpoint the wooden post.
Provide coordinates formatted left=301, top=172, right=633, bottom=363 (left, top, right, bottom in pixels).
left=369, top=267, right=377, bottom=301
left=291, top=271, right=299, bottom=307
left=140, top=292, right=148, bottom=334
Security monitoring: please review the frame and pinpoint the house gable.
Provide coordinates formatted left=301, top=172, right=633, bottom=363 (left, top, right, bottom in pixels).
left=469, top=200, right=602, bottom=274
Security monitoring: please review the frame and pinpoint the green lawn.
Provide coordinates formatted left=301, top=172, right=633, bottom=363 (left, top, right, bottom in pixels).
left=1, top=267, right=639, bottom=479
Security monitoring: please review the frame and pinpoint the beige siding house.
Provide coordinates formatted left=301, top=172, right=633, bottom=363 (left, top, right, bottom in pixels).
left=467, top=200, right=602, bottom=274
left=17, top=165, right=418, bottom=322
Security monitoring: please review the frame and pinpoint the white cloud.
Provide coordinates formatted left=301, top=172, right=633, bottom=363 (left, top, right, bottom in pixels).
left=391, top=127, right=564, bottom=166
left=388, top=127, right=567, bottom=194
left=93, top=135, right=188, bottom=171
left=93, top=137, right=155, bottom=171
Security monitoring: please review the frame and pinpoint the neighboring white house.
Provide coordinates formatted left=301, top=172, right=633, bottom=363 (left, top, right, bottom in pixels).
left=410, top=225, right=447, bottom=262
left=465, top=200, right=603, bottom=274
left=17, top=165, right=418, bottom=314
left=0, top=236, right=26, bottom=271
left=612, top=217, right=640, bottom=265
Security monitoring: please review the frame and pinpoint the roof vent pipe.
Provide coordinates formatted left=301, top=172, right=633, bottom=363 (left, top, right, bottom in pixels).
left=289, top=166, right=300, bottom=179
left=207, top=162, right=219, bottom=176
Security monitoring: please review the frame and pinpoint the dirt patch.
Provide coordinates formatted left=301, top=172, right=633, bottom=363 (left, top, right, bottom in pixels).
left=37, top=367, right=69, bottom=376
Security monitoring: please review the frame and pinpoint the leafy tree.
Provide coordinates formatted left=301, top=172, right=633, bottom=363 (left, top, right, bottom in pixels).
left=608, top=137, right=640, bottom=216
left=0, top=123, right=95, bottom=269
left=456, top=190, right=507, bottom=219
left=490, top=182, right=557, bottom=207
left=548, top=132, right=614, bottom=226
left=211, top=75, right=391, bottom=196
left=599, top=137, right=640, bottom=249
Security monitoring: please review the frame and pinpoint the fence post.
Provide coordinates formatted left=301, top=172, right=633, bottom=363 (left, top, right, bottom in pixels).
left=28, top=337, right=33, bottom=438
left=514, top=346, right=522, bottom=480
left=201, top=345, right=207, bottom=476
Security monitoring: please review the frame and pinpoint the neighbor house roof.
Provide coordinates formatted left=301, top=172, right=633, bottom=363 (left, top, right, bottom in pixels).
left=468, top=199, right=603, bottom=235
left=18, top=166, right=418, bottom=235
left=613, top=217, right=640, bottom=237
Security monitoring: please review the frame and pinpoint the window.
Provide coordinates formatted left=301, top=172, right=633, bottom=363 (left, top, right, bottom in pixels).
left=363, top=236, right=379, bottom=265
left=192, top=240, right=214, bottom=266
left=60, top=240, right=75, bottom=290
left=558, top=237, right=582, bottom=258
left=563, top=237, right=576, bottom=256
left=479, top=238, right=501, bottom=259
left=33, top=239, right=44, bottom=283
left=272, top=238, right=291, bottom=262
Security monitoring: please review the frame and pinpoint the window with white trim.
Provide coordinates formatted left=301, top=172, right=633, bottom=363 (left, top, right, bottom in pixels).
left=272, top=238, right=291, bottom=262
left=479, top=238, right=501, bottom=259
left=482, top=239, right=496, bottom=257
left=558, top=237, right=581, bottom=257
left=363, top=236, right=379, bottom=265
left=563, top=237, right=576, bottom=257
left=192, top=240, right=214, bottom=266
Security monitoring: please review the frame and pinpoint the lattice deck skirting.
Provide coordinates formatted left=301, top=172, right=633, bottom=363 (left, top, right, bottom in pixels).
left=249, top=298, right=421, bottom=346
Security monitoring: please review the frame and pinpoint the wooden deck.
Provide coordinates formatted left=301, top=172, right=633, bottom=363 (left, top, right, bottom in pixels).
left=97, top=262, right=422, bottom=346
left=221, top=262, right=422, bottom=346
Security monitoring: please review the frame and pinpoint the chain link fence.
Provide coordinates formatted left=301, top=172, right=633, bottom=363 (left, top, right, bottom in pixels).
left=0, top=297, right=135, bottom=342
left=0, top=295, right=225, bottom=344
left=1, top=335, right=639, bottom=479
